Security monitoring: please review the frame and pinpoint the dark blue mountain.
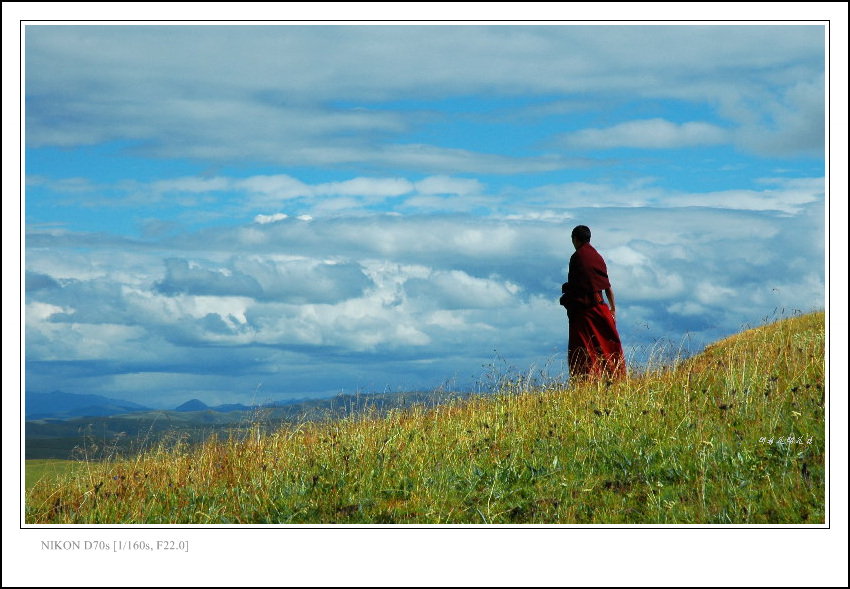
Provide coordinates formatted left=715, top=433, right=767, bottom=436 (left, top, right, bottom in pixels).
left=174, top=399, right=256, bottom=413
left=213, top=403, right=254, bottom=413
left=25, top=391, right=152, bottom=420
left=174, top=399, right=209, bottom=412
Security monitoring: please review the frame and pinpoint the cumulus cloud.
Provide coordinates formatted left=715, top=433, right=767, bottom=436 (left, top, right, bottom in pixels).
left=154, top=257, right=374, bottom=304
left=27, top=226, right=822, bottom=403
left=155, top=258, right=264, bottom=298
left=233, top=258, right=374, bottom=304
left=26, top=190, right=825, bottom=401
left=404, top=270, right=520, bottom=310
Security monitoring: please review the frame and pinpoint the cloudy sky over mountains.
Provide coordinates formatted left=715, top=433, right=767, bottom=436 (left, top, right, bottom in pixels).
left=23, top=23, right=827, bottom=408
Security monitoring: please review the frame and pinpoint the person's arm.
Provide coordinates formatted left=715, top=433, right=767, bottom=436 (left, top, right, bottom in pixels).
left=604, top=287, right=616, bottom=320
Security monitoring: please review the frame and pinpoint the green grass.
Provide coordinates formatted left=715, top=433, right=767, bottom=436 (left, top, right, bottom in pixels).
left=25, top=311, right=825, bottom=524
left=25, top=459, right=88, bottom=493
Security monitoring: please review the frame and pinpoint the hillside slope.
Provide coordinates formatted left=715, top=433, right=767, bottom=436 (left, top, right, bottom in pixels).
left=26, top=312, right=825, bottom=524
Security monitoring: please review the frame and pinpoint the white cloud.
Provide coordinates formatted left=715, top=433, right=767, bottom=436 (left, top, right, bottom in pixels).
left=561, top=118, right=730, bottom=150
left=501, top=211, right=574, bottom=223
left=521, top=176, right=823, bottom=215
left=694, top=282, right=738, bottom=306
left=721, top=73, right=826, bottom=157
left=153, top=256, right=373, bottom=304
left=237, top=175, right=311, bottom=200
left=606, top=246, right=648, bottom=267
left=414, top=176, right=484, bottom=196
left=56, top=174, right=490, bottom=215
left=26, top=301, right=70, bottom=322
left=404, top=270, right=520, bottom=310
left=152, top=177, right=232, bottom=193
left=667, top=301, right=707, bottom=317
left=669, top=187, right=820, bottom=214
left=368, top=144, right=581, bottom=175
left=253, top=213, right=288, bottom=224
left=316, top=177, right=414, bottom=198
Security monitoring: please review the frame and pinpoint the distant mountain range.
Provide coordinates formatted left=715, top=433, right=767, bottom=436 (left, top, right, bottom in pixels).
left=25, top=391, right=153, bottom=420
left=26, top=391, right=281, bottom=420
left=26, top=389, right=470, bottom=421
left=25, top=389, right=472, bottom=459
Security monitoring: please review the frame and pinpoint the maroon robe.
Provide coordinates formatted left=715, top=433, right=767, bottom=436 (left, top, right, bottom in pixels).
left=561, top=242, right=625, bottom=379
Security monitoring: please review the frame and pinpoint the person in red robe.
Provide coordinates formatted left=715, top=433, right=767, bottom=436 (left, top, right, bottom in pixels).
left=559, top=225, right=626, bottom=379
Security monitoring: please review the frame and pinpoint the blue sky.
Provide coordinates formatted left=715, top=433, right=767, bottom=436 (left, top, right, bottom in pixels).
left=22, top=24, right=828, bottom=409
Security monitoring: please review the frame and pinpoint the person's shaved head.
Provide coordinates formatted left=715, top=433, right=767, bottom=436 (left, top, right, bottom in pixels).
left=571, top=225, right=591, bottom=244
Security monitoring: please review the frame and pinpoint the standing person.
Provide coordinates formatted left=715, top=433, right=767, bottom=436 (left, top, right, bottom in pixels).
left=559, top=225, right=626, bottom=379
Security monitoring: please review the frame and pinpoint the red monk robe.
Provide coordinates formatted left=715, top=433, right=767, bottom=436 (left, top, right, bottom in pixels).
left=560, top=241, right=626, bottom=379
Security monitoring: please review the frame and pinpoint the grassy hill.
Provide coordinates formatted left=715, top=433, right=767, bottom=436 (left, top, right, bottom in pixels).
left=25, top=311, right=825, bottom=524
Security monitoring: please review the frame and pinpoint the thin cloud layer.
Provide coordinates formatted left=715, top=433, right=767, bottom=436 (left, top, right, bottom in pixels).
left=26, top=25, right=824, bottom=169
left=560, top=119, right=730, bottom=150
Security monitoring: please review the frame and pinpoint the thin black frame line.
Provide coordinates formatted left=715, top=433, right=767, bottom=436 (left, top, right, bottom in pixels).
left=18, top=19, right=833, bottom=24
